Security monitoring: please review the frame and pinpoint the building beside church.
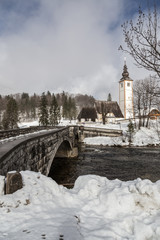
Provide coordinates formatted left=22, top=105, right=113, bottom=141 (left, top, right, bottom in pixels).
left=119, top=62, right=134, bottom=119
left=148, top=109, right=160, bottom=120
left=77, top=107, right=97, bottom=122
left=95, top=101, right=123, bottom=123
left=77, top=102, right=123, bottom=124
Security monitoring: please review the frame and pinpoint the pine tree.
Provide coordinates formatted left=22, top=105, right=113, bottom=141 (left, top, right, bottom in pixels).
left=127, top=119, right=135, bottom=143
left=107, top=93, right=112, bottom=101
left=2, top=97, right=19, bottom=129
left=68, top=97, right=77, bottom=121
left=49, top=94, right=60, bottom=126
left=46, top=91, right=52, bottom=106
left=62, top=95, right=68, bottom=119
left=20, top=93, right=30, bottom=117
left=2, top=112, right=9, bottom=130
left=30, top=95, right=37, bottom=119
left=39, top=92, right=49, bottom=126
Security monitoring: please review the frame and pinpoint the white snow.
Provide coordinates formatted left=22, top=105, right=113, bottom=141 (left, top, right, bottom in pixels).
left=84, top=126, right=160, bottom=147
left=18, top=121, right=39, bottom=128
left=1, top=171, right=160, bottom=239
left=0, top=129, right=55, bottom=144
left=133, top=127, right=160, bottom=146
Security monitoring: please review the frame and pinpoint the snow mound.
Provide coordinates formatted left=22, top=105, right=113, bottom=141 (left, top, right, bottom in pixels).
left=1, top=171, right=160, bottom=239
left=133, top=127, right=160, bottom=146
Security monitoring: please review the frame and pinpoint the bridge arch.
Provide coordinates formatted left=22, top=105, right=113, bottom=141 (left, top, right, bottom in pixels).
left=46, top=137, right=73, bottom=176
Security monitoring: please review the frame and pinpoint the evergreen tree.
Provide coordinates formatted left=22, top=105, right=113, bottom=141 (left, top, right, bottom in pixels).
left=127, top=119, right=135, bottom=143
left=39, top=92, right=49, bottom=126
left=68, top=97, right=77, bottom=121
left=49, top=94, right=60, bottom=126
left=62, top=94, right=77, bottom=120
left=62, top=95, right=68, bottom=119
left=30, top=95, right=37, bottom=119
left=46, top=91, right=52, bottom=106
left=62, top=91, right=66, bottom=106
left=2, top=97, right=19, bottom=129
left=107, top=93, right=112, bottom=102
left=20, top=93, right=30, bottom=117
left=2, top=112, right=9, bottom=130
left=56, top=93, right=61, bottom=106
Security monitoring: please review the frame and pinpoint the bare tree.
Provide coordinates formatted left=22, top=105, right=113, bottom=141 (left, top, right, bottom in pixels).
left=134, top=76, right=159, bottom=129
left=120, top=5, right=160, bottom=95
left=101, top=102, right=111, bottom=125
left=133, top=80, right=142, bottom=129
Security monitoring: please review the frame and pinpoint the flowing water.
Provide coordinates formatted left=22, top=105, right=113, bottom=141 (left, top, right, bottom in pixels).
left=48, top=145, right=160, bottom=186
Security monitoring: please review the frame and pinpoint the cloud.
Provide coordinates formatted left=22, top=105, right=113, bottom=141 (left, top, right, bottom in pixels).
left=0, top=0, right=151, bottom=100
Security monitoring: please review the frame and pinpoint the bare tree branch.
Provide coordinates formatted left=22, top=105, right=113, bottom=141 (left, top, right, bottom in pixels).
left=120, top=5, right=160, bottom=81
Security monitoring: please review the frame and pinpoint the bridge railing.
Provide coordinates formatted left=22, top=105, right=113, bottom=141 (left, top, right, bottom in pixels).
left=79, top=126, right=123, bottom=138
left=0, top=126, right=62, bottom=140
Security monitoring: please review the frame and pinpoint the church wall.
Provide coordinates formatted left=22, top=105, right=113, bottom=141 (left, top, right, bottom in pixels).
left=119, top=80, right=134, bottom=119
left=119, top=81, right=125, bottom=117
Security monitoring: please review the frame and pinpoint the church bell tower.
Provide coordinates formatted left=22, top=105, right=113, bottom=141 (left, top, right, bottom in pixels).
left=119, top=61, right=134, bottom=119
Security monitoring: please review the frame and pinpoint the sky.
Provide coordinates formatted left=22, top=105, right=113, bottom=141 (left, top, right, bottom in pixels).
left=0, top=0, right=159, bottom=100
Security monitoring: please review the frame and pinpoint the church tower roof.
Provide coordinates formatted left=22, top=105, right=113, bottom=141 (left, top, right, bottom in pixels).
left=122, top=64, right=129, bottom=79
left=120, top=60, right=133, bottom=82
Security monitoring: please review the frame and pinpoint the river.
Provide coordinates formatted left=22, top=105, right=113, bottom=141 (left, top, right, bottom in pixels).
left=48, top=145, right=160, bottom=186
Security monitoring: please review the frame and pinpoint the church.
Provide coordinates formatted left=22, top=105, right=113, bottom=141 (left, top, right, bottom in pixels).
left=119, top=61, right=134, bottom=119
left=78, top=62, right=134, bottom=123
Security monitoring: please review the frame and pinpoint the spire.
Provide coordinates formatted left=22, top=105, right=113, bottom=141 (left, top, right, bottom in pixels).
left=122, top=58, right=129, bottom=79
left=122, top=64, right=129, bottom=79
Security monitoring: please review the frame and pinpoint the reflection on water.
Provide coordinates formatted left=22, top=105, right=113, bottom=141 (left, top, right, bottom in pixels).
left=48, top=146, right=160, bottom=186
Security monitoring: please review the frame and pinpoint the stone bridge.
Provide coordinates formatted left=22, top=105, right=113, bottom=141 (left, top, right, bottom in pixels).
left=0, top=125, right=122, bottom=177
left=0, top=126, right=79, bottom=176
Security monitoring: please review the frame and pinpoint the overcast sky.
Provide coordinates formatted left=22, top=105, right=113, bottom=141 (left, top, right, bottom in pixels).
left=0, top=0, right=159, bottom=100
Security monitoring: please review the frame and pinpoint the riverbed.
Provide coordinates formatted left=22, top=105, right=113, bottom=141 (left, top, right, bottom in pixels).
left=48, top=145, right=160, bottom=186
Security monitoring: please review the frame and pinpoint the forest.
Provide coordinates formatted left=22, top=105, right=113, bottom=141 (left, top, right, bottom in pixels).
left=0, top=91, right=95, bottom=130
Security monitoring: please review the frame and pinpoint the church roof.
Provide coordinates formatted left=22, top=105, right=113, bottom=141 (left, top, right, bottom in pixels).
left=120, top=64, right=133, bottom=82
left=95, top=101, right=124, bottom=118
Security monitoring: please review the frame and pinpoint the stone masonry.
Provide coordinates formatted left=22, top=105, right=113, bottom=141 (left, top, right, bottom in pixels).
left=0, top=126, right=79, bottom=177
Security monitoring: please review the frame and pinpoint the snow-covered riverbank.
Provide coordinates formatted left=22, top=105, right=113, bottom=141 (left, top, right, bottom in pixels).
left=1, top=171, right=160, bottom=240
left=84, top=126, right=160, bottom=147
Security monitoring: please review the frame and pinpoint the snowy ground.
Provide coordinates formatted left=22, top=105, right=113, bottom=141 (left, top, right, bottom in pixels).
left=1, top=171, right=160, bottom=239
left=18, top=121, right=40, bottom=128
